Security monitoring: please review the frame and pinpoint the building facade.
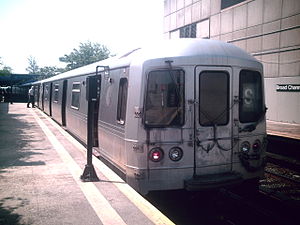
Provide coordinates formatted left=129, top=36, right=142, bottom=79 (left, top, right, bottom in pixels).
left=163, top=0, right=300, bottom=124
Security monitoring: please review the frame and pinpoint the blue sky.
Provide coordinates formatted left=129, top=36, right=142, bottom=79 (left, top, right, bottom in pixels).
left=0, top=0, right=164, bottom=73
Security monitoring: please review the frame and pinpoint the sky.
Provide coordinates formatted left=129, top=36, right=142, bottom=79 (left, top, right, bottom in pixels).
left=0, top=0, right=164, bottom=73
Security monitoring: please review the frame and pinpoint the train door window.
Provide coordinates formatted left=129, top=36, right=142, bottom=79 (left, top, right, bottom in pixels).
left=53, top=84, right=59, bottom=103
left=239, top=70, right=263, bottom=123
left=199, top=71, right=229, bottom=126
left=117, top=78, right=128, bottom=125
left=71, top=82, right=81, bottom=110
left=144, top=69, right=185, bottom=127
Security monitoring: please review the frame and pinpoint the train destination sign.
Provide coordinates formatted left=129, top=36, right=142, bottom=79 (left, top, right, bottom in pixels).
left=276, top=84, right=300, bottom=92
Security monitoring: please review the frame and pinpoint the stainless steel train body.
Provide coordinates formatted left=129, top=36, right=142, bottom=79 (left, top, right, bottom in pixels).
left=33, top=39, right=267, bottom=194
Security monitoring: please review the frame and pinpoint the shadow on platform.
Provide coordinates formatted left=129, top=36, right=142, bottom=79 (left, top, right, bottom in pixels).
left=0, top=102, right=9, bottom=113
left=0, top=197, right=30, bottom=225
left=0, top=103, right=46, bottom=172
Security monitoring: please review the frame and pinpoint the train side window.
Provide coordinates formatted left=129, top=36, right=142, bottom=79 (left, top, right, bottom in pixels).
left=239, top=70, right=263, bottom=123
left=71, top=82, right=81, bottom=110
left=199, top=71, right=229, bottom=126
left=53, top=84, right=59, bottom=103
left=117, top=78, right=128, bottom=125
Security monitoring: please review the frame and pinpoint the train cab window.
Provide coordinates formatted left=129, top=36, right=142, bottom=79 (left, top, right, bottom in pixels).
left=53, top=84, right=59, bottom=103
left=117, top=78, right=128, bottom=125
left=239, top=70, right=263, bottom=123
left=144, top=70, right=184, bottom=127
left=199, top=71, right=229, bottom=126
left=71, top=82, right=81, bottom=110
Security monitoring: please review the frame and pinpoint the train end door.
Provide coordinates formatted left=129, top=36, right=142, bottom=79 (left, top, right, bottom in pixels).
left=194, top=66, right=234, bottom=176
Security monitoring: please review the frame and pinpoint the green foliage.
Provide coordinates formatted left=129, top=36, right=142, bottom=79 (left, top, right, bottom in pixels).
left=0, top=57, right=12, bottom=75
left=59, top=41, right=111, bottom=71
left=0, top=66, right=12, bottom=76
left=25, top=56, right=64, bottom=79
left=23, top=41, right=113, bottom=79
left=38, top=66, right=65, bottom=80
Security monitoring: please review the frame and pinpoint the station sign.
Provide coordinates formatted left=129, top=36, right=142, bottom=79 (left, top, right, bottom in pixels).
left=276, top=84, right=300, bottom=92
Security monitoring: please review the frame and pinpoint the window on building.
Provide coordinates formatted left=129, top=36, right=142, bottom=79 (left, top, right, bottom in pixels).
left=239, top=70, right=263, bottom=123
left=221, top=0, right=246, bottom=10
left=117, top=78, right=128, bottom=125
left=53, top=84, right=59, bottom=103
left=145, top=70, right=185, bottom=127
left=71, top=82, right=81, bottom=110
left=199, top=71, right=229, bottom=126
left=180, top=23, right=196, bottom=38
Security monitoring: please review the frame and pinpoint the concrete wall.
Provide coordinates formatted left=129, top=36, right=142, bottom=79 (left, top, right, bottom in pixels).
left=164, top=0, right=300, bottom=124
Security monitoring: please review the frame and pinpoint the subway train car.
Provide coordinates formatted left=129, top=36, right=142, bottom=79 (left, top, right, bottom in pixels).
left=33, top=39, right=267, bottom=194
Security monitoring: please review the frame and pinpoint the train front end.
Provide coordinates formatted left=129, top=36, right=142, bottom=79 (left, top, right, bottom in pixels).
left=125, top=40, right=267, bottom=194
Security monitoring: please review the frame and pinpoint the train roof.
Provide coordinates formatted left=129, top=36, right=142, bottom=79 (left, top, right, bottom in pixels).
left=36, top=39, right=261, bottom=84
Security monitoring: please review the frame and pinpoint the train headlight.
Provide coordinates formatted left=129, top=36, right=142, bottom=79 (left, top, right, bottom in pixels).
left=241, top=141, right=250, bottom=153
left=149, top=147, right=164, bottom=162
left=253, top=140, right=261, bottom=152
left=169, top=147, right=183, bottom=161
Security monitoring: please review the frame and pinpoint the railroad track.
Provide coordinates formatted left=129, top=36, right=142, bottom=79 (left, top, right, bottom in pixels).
left=265, top=166, right=300, bottom=184
left=266, top=151, right=300, bottom=171
left=217, top=181, right=300, bottom=225
left=217, top=188, right=292, bottom=225
left=214, top=153, right=300, bottom=225
left=263, top=155, right=300, bottom=202
left=145, top=153, right=300, bottom=225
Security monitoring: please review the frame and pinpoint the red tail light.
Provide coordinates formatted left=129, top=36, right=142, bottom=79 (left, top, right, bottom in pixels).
left=149, top=148, right=164, bottom=162
left=253, top=140, right=261, bottom=152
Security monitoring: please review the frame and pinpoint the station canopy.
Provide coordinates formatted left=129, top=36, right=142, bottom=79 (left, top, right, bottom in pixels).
left=0, top=74, right=40, bottom=86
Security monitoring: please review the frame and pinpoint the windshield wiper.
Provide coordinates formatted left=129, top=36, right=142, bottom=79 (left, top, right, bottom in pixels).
left=165, top=60, right=182, bottom=125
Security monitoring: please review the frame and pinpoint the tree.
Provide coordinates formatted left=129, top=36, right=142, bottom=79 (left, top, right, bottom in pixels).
left=38, top=66, right=65, bottom=79
left=0, top=66, right=12, bottom=75
left=26, top=56, right=39, bottom=74
left=25, top=56, right=64, bottom=79
left=59, top=41, right=112, bottom=71
left=0, top=57, right=13, bottom=75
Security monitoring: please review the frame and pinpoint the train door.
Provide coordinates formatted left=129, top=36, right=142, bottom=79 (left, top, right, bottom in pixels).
left=49, top=83, right=53, bottom=116
left=61, top=80, right=68, bottom=126
left=34, top=86, right=39, bottom=107
left=41, top=84, right=44, bottom=110
left=36, top=86, right=40, bottom=107
left=194, top=66, right=233, bottom=175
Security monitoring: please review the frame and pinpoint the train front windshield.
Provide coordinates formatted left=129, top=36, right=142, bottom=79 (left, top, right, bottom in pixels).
left=144, top=70, right=185, bottom=127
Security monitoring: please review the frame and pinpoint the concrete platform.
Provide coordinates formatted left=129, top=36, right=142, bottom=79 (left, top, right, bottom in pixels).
left=267, top=120, right=300, bottom=140
left=0, top=103, right=174, bottom=225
